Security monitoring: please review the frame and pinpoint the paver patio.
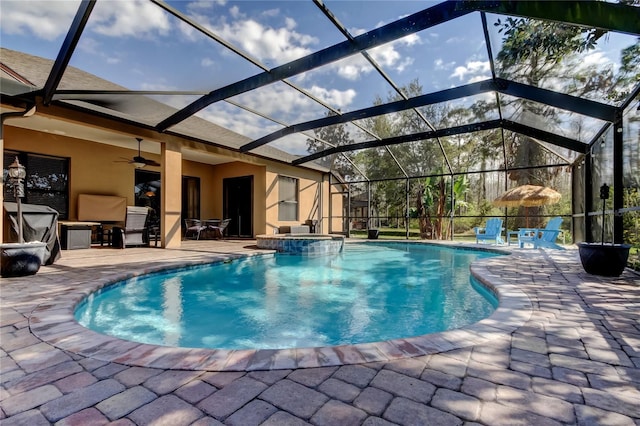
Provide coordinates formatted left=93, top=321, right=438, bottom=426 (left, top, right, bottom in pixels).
left=1, top=239, right=638, bottom=425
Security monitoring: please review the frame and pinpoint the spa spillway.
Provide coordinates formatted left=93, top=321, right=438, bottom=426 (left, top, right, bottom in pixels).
left=256, top=233, right=345, bottom=255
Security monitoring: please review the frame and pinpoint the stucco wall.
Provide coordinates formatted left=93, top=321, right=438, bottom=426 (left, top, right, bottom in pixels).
left=4, top=127, right=140, bottom=220
left=265, top=166, right=325, bottom=235
left=211, top=161, right=266, bottom=236
left=182, top=160, right=216, bottom=219
left=2, top=126, right=344, bottom=242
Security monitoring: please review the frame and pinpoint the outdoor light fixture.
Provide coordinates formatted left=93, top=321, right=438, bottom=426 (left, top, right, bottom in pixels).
left=7, top=156, right=26, bottom=243
left=600, top=138, right=606, bottom=147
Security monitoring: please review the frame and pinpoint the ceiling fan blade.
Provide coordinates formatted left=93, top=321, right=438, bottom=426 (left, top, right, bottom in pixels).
left=112, top=138, right=159, bottom=167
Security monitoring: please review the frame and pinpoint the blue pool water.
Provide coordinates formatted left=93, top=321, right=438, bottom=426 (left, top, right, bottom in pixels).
left=75, top=243, right=499, bottom=350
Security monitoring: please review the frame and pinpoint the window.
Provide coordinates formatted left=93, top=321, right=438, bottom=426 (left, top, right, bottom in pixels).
left=278, top=175, right=298, bottom=221
left=3, top=150, right=69, bottom=219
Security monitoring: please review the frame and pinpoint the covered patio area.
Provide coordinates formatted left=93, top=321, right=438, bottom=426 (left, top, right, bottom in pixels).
left=1, top=241, right=638, bottom=424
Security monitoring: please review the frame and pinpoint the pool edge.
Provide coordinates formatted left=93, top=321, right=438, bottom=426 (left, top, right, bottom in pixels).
left=29, top=242, right=530, bottom=371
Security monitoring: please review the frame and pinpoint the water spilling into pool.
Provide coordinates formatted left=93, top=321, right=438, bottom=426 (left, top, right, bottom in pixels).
left=75, top=242, right=499, bottom=350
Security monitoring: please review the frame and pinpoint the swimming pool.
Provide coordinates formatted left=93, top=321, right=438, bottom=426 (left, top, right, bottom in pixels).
left=75, top=242, right=499, bottom=351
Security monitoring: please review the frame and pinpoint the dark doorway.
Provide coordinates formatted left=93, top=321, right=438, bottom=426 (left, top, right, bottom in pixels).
left=135, top=171, right=201, bottom=235
left=135, top=170, right=160, bottom=229
left=223, top=175, right=253, bottom=237
left=182, top=176, right=201, bottom=222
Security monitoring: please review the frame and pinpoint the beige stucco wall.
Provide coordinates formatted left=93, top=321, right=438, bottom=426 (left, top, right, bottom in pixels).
left=4, top=127, right=140, bottom=219
left=2, top=125, right=345, bottom=243
left=211, top=162, right=266, bottom=236
left=182, top=160, right=217, bottom=219
left=265, top=165, right=325, bottom=235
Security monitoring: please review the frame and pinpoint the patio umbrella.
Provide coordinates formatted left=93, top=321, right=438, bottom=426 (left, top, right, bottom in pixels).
left=493, top=184, right=561, bottom=226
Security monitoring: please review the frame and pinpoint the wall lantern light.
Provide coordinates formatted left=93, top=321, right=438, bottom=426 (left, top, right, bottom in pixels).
left=7, top=156, right=26, bottom=242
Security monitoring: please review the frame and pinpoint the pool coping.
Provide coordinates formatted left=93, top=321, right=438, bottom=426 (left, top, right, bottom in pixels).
left=28, top=241, right=532, bottom=371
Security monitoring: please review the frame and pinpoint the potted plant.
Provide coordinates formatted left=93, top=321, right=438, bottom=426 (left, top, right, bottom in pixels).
left=578, top=184, right=631, bottom=277
left=1, top=157, right=47, bottom=278
left=1, top=241, right=47, bottom=277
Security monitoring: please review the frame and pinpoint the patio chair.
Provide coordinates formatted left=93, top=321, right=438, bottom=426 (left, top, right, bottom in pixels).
left=184, top=219, right=206, bottom=240
left=112, top=206, right=150, bottom=248
left=207, top=218, right=231, bottom=239
left=517, top=216, right=564, bottom=249
left=474, top=218, right=504, bottom=245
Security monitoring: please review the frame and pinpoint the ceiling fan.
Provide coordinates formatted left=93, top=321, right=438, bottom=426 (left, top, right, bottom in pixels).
left=115, top=138, right=160, bottom=168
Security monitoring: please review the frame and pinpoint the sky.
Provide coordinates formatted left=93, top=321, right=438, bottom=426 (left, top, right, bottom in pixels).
left=0, top=0, right=635, bottom=155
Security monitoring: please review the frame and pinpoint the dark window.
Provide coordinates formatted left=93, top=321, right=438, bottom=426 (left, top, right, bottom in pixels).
left=3, top=150, right=69, bottom=219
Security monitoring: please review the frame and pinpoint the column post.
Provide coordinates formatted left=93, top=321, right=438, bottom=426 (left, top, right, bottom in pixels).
left=161, top=141, right=182, bottom=248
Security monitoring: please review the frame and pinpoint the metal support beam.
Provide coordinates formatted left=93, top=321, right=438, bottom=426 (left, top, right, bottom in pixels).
left=496, top=78, right=617, bottom=122
left=367, top=181, right=372, bottom=232
left=42, top=0, right=95, bottom=105
left=584, top=154, right=593, bottom=242
left=613, top=113, right=624, bottom=244
left=241, top=81, right=492, bottom=152
left=292, top=120, right=502, bottom=165
left=242, top=78, right=613, bottom=153
left=405, top=179, right=410, bottom=240
left=502, top=120, right=589, bottom=154
left=347, top=185, right=352, bottom=238
left=156, top=2, right=473, bottom=131
left=464, top=1, right=640, bottom=36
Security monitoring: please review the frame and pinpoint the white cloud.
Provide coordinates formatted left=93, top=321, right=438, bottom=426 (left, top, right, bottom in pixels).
left=232, top=82, right=354, bottom=121
left=0, top=1, right=78, bottom=40
left=395, top=57, right=414, bottom=73
left=309, top=86, right=357, bottom=109
left=188, top=0, right=226, bottom=11
left=434, top=58, right=455, bottom=71
left=209, top=16, right=317, bottom=65
left=450, top=60, right=490, bottom=82
left=333, top=31, right=421, bottom=79
left=446, top=36, right=465, bottom=44
left=201, top=58, right=215, bottom=67
left=198, top=103, right=281, bottom=140
left=468, top=75, right=491, bottom=84
left=229, top=5, right=243, bottom=19
left=90, top=0, right=172, bottom=38
left=195, top=82, right=356, bottom=140
left=78, top=37, right=122, bottom=65
left=284, top=17, right=296, bottom=31
left=335, top=56, right=373, bottom=81
left=262, top=8, right=280, bottom=18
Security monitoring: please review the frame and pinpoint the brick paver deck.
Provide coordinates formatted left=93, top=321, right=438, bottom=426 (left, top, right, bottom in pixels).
left=1, top=240, right=638, bottom=425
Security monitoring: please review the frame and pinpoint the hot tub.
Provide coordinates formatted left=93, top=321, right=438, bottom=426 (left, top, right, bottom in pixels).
left=256, top=234, right=345, bottom=255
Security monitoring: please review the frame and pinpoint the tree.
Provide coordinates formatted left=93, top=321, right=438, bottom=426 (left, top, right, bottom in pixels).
left=416, top=173, right=469, bottom=240
left=306, top=111, right=356, bottom=181
left=494, top=17, right=606, bottom=227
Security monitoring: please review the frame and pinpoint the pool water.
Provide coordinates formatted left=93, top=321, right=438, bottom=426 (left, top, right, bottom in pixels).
left=75, top=242, right=499, bottom=350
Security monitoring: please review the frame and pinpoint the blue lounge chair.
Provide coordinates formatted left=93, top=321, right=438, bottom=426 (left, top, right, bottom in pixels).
left=474, top=218, right=504, bottom=245
left=517, top=217, right=564, bottom=249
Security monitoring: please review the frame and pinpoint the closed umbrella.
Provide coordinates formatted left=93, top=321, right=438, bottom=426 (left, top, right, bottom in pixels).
left=493, top=184, right=561, bottom=226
